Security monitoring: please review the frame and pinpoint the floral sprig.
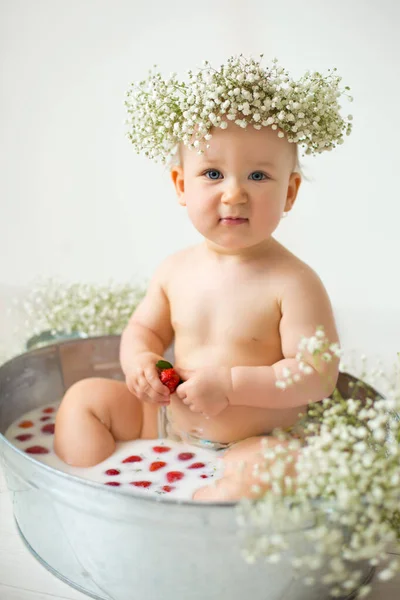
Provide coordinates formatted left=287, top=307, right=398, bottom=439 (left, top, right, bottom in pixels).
left=125, top=54, right=353, bottom=164
left=275, top=326, right=342, bottom=390
left=14, top=278, right=146, bottom=341
left=238, top=328, right=400, bottom=598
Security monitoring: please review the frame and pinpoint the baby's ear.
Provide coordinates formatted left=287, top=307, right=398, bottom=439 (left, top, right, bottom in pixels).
left=170, top=166, right=186, bottom=206
left=284, top=171, right=302, bottom=212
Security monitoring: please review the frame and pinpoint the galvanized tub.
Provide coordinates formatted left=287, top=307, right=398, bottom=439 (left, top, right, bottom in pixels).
left=0, top=336, right=374, bottom=600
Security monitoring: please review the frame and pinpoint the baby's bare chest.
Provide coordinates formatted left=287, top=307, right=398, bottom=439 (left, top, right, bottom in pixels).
left=168, top=269, right=282, bottom=348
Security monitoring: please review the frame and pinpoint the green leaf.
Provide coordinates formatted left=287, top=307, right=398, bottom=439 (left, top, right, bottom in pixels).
left=156, top=360, right=173, bottom=370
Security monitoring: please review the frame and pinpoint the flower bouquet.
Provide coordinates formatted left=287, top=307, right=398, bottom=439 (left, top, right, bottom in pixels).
left=4, top=278, right=146, bottom=355
left=237, top=330, right=400, bottom=598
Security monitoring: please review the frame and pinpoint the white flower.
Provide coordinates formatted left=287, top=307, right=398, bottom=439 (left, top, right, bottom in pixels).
left=275, top=380, right=287, bottom=390
left=379, top=568, right=396, bottom=581
left=125, top=55, right=353, bottom=163
left=16, top=278, right=146, bottom=343
left=237, top=326, right=400, bottom=597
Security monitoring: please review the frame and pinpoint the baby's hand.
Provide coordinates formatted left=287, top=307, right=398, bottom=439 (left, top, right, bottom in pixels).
left=125, top=352, right=171, bottom=405
left=174, top=367, right=232, bottom=417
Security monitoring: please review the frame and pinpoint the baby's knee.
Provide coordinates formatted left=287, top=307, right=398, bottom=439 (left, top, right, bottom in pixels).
left=54, top=378, right=117, bottom=466
left=62, top=377, right=111, bottom=403
left=59, top=377, right=116, bottom=421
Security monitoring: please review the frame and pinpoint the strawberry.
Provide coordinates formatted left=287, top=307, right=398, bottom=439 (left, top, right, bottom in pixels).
left=152, top=445, right=171, bottom=453
left=188, top=462, right=206, bottom=469
left=105, top=469, right=120, bottom=476
left=15, top=434, right=33, bottom=442
left=162, top=485, right=175, bottom=493
left=40, top=416, right=51, bottom=422
left=105, top=481, right=121, bottom=487
left=18, top=420, right=34, bottom=429
left=160, top=369, right=180, bottom=393
left=41, top=423, right=55, bottom=435
left=156, top=360, right=182, bottom=393
left=200, top=474, right=209, bottom=479
left=166, top=471, right=184, bottom=483
left=122, top=455, right=143, bottom=463
left=43, top=407, right=55, bottom=414
left=131, top=481, right=152, bottom=488
left=25, top=445, right=49, bottom=454
left=178, top=452, right=195, bottom=461
left=149, top=461, right=167, bottom=472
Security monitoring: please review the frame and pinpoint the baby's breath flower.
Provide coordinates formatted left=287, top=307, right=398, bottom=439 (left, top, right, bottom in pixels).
left=125, top=54, right=353, bottom=164
left=238, top=331, right=400, bottom=597
left=12, top=278, right=146, bottom=347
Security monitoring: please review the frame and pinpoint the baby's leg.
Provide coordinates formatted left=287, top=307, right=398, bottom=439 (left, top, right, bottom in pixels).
left=54, top=377, right=148, bottom=467
left=193, top=436, right=299, bottom=502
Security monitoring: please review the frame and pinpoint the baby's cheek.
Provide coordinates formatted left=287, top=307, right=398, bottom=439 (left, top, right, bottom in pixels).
left=186, top=202, right=208, bottom=226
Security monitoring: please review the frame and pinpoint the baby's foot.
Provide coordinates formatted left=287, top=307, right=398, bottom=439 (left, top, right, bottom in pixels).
left=192, top=472, right=252, bottom=502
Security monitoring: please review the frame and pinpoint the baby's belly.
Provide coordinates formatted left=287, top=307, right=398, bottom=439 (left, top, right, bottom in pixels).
left=168, top=396, right=305, bottom=444
left=170, top=343, right=305, bottom=443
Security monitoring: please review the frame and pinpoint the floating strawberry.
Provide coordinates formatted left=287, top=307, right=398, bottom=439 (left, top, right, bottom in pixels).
left=122, top=455, right=143, bottom=463
left=42, top=407, right=55, bottom=414
left=188, top=462, right=205, bottom=469
left=15, top=434, right=33, bottom=442
left=152, top=445, right=171, bottom=453
left=156, top=360, right=182, bottom=393
left=131, top=481, right=152, bottom=488
left=40, top=416, right=51, bottom=422
left=105, top=481, right=121, bottom=487
left=178, top=452, right=195, bottom=461
left=18, top=420, right=34, bottom=429
left=105, top=469, right=120, bottom=476
left=149, top=461, right=167, bottom=472
left=162, top=485, right=175, bottom=493
left=166, top=471, right=184, bottom=483
left=200, top=474, right=209, bottom=479
left=25, top=445, right=49, bottom=454
left=41, top=423, right=55, bottom=435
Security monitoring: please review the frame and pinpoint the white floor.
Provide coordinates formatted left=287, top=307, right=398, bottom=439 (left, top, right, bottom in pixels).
left=0, top=463, right=88, bottom=600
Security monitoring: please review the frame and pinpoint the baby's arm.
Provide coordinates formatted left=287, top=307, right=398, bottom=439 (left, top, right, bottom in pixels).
left=120, top=258, right=175, bottom=402
left=229, top=267, right=339, bottom=409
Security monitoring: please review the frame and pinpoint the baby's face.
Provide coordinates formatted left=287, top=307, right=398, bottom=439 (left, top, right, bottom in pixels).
left=171, top=122, right=301, bottom=255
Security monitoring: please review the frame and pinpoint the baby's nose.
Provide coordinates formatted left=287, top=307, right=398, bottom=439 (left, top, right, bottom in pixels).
left=221, top=185, right=248, bottom=205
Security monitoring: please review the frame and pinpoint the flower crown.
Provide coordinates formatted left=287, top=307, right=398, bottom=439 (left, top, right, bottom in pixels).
left=125, top=54, right=353, bottom=164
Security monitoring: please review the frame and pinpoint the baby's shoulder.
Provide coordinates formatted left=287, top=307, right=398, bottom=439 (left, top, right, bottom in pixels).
left=152, top=245, right=200, bottom=289
left=269, top=241, right=325, bottom=293
left=159, top=245, right=198, bottom=271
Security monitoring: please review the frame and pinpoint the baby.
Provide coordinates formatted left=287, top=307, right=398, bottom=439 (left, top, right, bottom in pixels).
left=55, top=56, right=350, bottom=501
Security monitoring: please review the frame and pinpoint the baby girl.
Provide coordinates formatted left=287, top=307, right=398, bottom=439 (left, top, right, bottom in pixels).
left=54, top=56, right=352, bottom=501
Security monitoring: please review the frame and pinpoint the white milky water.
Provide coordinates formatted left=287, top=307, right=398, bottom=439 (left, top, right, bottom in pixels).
left=5, top=402, right=225, bottom=500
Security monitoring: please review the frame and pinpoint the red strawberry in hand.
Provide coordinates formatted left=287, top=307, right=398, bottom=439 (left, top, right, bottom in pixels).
left=160, top=368, right=180, bottom=393
left=156, top=360, right=182, bottom=394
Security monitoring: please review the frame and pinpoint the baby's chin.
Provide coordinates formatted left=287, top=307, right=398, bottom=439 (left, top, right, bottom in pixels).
left=204, top=235, right=273, bottom=256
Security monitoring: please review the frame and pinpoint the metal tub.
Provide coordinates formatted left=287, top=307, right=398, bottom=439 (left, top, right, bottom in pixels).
left=0, top=336, right=374, bottom=600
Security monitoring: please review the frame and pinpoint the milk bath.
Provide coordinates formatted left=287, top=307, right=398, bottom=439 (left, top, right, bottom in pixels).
left=5, top=402, right=225, bottom=500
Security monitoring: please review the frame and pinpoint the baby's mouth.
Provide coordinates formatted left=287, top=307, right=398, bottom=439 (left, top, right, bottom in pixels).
left=219, top=217, right=249, bottom=225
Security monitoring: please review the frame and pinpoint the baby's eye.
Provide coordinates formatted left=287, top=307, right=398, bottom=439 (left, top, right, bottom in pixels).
left=249, top=171, right=267, bottom=181
left=204, top=169, right=222, bottom=180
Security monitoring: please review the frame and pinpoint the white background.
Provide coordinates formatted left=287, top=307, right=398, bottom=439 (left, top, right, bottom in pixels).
left=1, top=0, right=400, bottom=359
